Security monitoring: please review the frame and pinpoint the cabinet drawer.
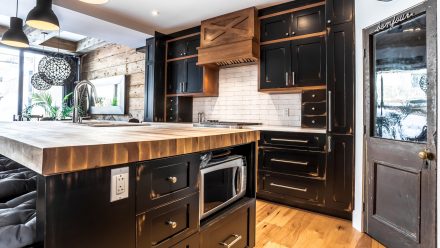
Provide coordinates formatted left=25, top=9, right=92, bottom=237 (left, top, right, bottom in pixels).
left=137, top=194, right=199, bottom=248
left=260, top=131, right=326, bottom=150
left=259, top=172, right=324, bottom=204
left=136, top=154, right=200, bottom=213
left=302, top=89, right=326, bottom=102
left=302, top=102, right=326, bottom=116
left=200, top=199, right=255, bottom=248
left=170, top=233, right=199, bottom=248
left=259, top=147, right=325, bottom=178
left=302, top=115, right=326, bottom=129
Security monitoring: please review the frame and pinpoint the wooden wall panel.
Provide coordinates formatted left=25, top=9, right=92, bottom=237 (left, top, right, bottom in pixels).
left=82, top=44, right=146, bottom=120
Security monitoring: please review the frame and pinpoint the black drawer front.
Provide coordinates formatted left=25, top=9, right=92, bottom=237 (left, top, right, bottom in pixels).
left=259, top=147, right=325, bottom=178
left=260, top=131, right=326, bottom=150
left=302, top=102, right=326, bottom=116
left=170, top=233, right=199, bottom=248
left=302, top=115, right=326, bottom=128
left=259, top=172, right=324, bottom=204
left=137, top=194, right=199, bottom=248
left=302, top=89, right=326, bottom=102
left=136, top=154, right=199, bottom=213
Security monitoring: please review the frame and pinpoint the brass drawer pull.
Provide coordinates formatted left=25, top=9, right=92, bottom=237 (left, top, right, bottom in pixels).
left=219, top=234, right=242, bottom=247
left=271, top=138, right=309, bottom=143
left=167, top=220, right=177, bottom=229
left=167, top=176, right=178, bottom=184
left=271, top=158, right=309, bottom=166
left=270, top=183, right=307, bottom=192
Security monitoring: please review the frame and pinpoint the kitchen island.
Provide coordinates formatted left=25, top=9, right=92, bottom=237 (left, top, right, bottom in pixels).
left=0, top=122, right=259, bottom=248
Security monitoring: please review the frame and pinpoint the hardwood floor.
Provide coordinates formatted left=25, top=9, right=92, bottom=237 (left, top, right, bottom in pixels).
left=255, top=200, right=385, bottom=248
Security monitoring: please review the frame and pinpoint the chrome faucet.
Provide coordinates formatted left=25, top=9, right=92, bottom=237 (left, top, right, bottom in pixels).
left=73, top=80, right=98, bottom=123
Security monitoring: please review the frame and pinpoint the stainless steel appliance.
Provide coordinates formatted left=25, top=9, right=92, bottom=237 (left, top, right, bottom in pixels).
left=194, top=120, right=262, bottom=129
left=199, top=154, right=247, bottom=220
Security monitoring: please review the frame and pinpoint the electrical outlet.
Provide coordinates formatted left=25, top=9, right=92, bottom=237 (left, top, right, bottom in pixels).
left=111, top=167, right=129, bottom=202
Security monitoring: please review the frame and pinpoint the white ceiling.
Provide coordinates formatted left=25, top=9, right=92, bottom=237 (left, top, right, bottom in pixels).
left=53, top=0, right=291, bottom=34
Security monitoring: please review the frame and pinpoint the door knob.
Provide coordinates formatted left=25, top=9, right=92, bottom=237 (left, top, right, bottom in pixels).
left=167, top=176, right=178, bottom=184
left=418, top=149, right=434, bottom=160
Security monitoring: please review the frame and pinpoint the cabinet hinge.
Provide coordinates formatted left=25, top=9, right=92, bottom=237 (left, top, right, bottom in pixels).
left=363, top=202, right=366, bottom=212
left=363, top=125, right=366, bottom=135
left=363, top=49, right=367, bottom=58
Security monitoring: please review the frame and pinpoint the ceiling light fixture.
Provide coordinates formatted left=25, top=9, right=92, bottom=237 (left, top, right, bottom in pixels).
left=152, top=10, right=160, bottom=16
left=79, top=0, right=109, bottom=4
left=26, top=0, right=60, bottom=31
left=1, top=0, right=29, bottom=48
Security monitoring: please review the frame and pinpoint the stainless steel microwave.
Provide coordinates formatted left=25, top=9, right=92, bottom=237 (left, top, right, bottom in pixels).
left=199, top=155, right=247, bottom=220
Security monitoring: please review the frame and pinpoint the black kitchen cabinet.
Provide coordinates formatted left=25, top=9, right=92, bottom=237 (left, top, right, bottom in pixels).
left=185, top=57, right=203, bottom=93
left=260, top=5, right=325, bottom=42
left=166, top=97, right=193, bottom=123
left=291, top=36, right=326, bottom=86
left=260, top=41, right=291, bottom=89
left=167, top=60, right=186, bottom=94
left=327, top=22, right=354, bottom=134
left=167, top=35, right=200, bottom=59
left=326, top=134, right=353, bottom=212
left=167, top=58, right=203, bottom=95
left=260, top=14, right=291, bottom=42
left=326, top=0, right=354, bottom=25
left=260, top=36, right=325, bottom=90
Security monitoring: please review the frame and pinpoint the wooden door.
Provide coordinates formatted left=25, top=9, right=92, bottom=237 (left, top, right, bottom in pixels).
left=325, top=0, right=353, bottom=25
left=291, top=36, right=325, bottom=86
left=291, top=5, right=325, bottom=36
left=167, top=60, right=186, bottom=94
left=260, top=41, right=291, bottom=89
left=260, top=14, right=291, bottom=42
left=327, top=22, right=354, bottom=134
left=185, top=57, right=203, bottom=93
left=364, top=3, right=436, bottom=247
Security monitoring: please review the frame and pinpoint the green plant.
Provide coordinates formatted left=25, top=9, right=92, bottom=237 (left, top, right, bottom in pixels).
left=29, top=92, right=73, bottom=120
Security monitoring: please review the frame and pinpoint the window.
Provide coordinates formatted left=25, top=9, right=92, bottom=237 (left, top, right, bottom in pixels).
left=0, top=47, right=20, bottom=121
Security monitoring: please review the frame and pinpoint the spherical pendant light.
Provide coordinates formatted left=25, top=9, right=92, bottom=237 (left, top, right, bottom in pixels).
left=1, top=17, right=29, bottom=48
left=26, top=0, right=59, bottom=31
left=79, top=0, right=109, bottom=4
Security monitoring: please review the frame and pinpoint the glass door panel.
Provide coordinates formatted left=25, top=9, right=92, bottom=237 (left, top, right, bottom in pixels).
left=0, top=47, right=20, bottom=121
left=373, top=14, right=427, bottom=143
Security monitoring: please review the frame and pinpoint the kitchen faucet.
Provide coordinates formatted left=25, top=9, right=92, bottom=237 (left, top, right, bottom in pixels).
left=73, top=80, right=98, bottom=123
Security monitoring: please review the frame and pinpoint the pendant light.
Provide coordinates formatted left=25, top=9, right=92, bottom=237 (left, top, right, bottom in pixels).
left=26, top=0, right=59, bottom=31
left=79, top=0, right=109, bottom=4
left=1, top=0, right=29, bottom=48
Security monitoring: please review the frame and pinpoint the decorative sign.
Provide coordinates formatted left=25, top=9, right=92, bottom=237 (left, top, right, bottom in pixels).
left=374, top=12, right=415, bottom=32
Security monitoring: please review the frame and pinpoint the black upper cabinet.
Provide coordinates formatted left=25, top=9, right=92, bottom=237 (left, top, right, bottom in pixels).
left=327, top=22, right=354, bottom=134
left=167, top=60, right=186, bottom=94
left=167, top=36, right=200, bottom=60
left=326, top=0, right=354, bottom=25
left=260, top=6, right=325, bottom=43
left=291, top=36, right=326, bottom=86
left=185, top=57, right=203, bottom=93
left=260, top=14, right=291, bottom=42
left=260, top=42, right=291, bottom=89
left=291, top=5, right=325, bottom=36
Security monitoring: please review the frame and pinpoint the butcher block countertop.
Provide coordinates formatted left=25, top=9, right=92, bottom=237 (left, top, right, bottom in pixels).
left=0, top=121, right=259, bottom=176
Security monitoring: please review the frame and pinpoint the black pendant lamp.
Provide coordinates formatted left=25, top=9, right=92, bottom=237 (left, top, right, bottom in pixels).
left=26, top=0, right=60, bottom=31
left=1, top=0, right=29, bottom=48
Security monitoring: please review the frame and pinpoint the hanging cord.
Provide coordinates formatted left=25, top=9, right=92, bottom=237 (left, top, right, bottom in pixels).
left=16, top=0, right=18, bottom=17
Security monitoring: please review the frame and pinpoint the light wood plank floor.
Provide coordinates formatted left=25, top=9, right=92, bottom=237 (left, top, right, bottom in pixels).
left=256, top=200, right=385, bottom=248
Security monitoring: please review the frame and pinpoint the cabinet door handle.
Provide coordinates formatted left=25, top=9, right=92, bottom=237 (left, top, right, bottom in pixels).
left=292, top=72, right=295, bottom=86
left=271, top=158, right=309, bottom=166
left=291, top=31, right=296, bottom=35
left=327, top=135, right=332, bottom=153
left=270, top=183, right=307, bottom=192
left=166, top=220, right=177, bottom=229
left=285, top=32, right=289, bottom=36
left=271, top=138, right=309, bottom=143
left=328, top=91, right=332, bottom=132
left=285, top=72, right=289, bottom=86
left=167, top=176, right=177, bottom=184
left=219, top=234, right=242, bottom=248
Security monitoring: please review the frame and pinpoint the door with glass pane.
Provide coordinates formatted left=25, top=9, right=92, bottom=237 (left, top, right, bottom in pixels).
left=364, top=3, right=436, bottom=248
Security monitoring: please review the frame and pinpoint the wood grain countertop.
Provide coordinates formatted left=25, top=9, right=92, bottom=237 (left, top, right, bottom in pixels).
left=0, top=121, right=259, bottom=176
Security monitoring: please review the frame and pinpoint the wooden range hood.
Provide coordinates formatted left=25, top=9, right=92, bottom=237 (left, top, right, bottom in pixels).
left=197, top=7, right=260, bottom=67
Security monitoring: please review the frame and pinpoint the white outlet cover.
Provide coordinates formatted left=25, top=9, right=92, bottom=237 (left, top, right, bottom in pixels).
left=110, top=167, right=129, bottom=202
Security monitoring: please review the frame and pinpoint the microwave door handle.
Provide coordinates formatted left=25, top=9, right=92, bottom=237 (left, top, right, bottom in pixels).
left=234, top=167, right=241, bottom=195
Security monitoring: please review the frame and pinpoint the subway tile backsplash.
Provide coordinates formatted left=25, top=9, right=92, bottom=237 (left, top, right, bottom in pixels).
left=193, top=65, right=302, bottom=126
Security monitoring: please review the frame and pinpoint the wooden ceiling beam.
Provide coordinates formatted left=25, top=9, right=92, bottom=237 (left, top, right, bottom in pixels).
left=76, top=37, right=109, bottom=54
left=40, top=37, right=78, bottom=53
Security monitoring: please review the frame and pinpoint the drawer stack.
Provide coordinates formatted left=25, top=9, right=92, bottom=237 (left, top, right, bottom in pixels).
left=301, top=89, right=327, bottom=128
left=136, top=154, right=200, bottom=248
left=257, top=131, right=327, bottom=211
